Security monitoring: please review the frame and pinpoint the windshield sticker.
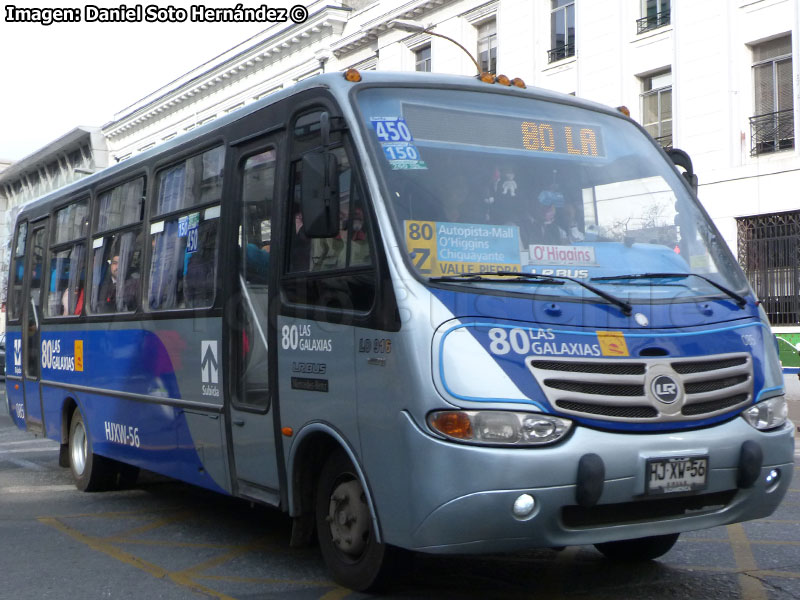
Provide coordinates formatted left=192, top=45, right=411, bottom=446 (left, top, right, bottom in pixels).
left=405, top=220, right=521, bottom=275
left=371, top=117, right=427, bottom=170
left=596, top=331, right=629, bottom=357
left=527, top=244, right=597, bottom=266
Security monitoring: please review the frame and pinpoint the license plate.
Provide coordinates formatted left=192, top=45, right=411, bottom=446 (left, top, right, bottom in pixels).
left=646, top=456, right=708, bottom=495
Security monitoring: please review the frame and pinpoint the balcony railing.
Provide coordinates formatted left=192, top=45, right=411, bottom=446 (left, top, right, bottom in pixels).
left=750, top=109, right=795, bottom=156
left=636, top=10, right=670, bottom=34
left=547, top=42, right=575, bottom=63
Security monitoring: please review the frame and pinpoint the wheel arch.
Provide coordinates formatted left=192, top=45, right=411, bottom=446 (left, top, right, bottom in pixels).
left=60, top=396, right=79, bottom=444
left=287, top=423, right=383, bottom=544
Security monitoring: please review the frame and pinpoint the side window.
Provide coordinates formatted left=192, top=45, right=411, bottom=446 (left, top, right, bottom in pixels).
left=237, top=149, right=276, bottom=409
left=241, top=150, right=275, bottom=286
left=148, top=146, right=223, bottom=311
left=284, top=111, right=376, bottom=313
left=46, top=199, right=88, bottom=317
left=89, top=178, right=144, bottom=314
left=8, top=221, right=27, bottom=321
left=288, top=149, right=373, bottom=274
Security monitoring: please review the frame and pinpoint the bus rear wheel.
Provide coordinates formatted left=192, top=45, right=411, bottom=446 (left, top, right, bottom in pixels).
left=69, top=409, right=114, bottom=492
left=594, top=533, right=680, bottom=561
left=315, top=450, right=398, bottom=592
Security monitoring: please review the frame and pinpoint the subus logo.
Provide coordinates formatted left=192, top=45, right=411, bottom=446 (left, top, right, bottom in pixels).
left=201, top=341, right=218, bottom=384
left=651, top=375, right=679, bottom=404
left=13, top=339, right=21, bottom=367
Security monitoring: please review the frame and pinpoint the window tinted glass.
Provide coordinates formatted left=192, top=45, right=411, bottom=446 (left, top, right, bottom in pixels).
left=149, top=210, right=219, bottom=310
left=154, top=146, right=224, bottom=215
left=54, top=199, right=88, bottom=244
left=89, top=230, right=143, bottom=313
left=96, top=178, right=144, bottom=232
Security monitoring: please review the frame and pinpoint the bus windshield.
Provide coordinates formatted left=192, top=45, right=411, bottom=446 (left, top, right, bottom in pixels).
left=356, top=87, right=748, bottom=302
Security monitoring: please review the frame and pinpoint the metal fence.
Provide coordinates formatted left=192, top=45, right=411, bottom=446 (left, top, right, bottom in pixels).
left=737, top=210, right=800, bottom=325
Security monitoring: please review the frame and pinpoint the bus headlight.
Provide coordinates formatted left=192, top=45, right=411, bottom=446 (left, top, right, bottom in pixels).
left=428, top=410, right=572, bottom=446
left=742, top=396, right=788, bottom=431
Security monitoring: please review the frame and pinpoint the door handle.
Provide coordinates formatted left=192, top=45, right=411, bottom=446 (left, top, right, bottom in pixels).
left=233, top=419, right=245, bottom=427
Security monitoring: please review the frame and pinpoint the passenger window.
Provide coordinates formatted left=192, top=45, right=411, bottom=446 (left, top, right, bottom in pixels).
left=89, top=230, right=143, bottom=314
left=46, top=199, right=88, bottom=317
left=8, top=222, right=27, bottom=321
left=148, top=146, right=223, bottom=311
left=89, top=177, right=145, bottom=315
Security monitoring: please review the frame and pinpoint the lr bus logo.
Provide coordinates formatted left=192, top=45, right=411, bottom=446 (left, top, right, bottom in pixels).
left=651, top=375, right=679, bottom=404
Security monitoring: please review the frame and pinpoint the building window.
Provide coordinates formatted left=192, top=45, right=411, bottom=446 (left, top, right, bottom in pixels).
left=549, top=0, right=575, bottom=63
left=477, top=20, right=497, bottom=74
left=641, top=71, right=672, bottom=148
left=737, top=210, right=800, bottom=325
left=637, top=0, right=670, bottom=34
left=750, top=36, right=794, bottom=156
left=415, top=45, right=431, bottom=72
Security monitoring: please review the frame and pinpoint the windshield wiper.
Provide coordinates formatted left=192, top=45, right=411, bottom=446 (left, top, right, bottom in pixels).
left=430, top=271, right=633, bottom=316
left=589, top=272, right=747, bottom=309
left=429, top=272, right=564, bottom=285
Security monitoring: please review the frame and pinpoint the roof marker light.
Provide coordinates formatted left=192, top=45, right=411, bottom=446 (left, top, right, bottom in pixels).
left=344, top=68, right=362, bottom=82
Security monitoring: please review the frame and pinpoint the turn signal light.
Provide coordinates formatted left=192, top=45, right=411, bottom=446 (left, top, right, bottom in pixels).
left=616, top=105, right=631, bottom=117
left=511, top=77, right=526, bottom=88
left=344, top=68, right=362, bottom=82
left=429, top=411, right=473, bottom=439
left=281, top=427, right=294, bottom=437
left=496, top=74, right=511, bottom=86
left=479, top=72, right=496, bottom=84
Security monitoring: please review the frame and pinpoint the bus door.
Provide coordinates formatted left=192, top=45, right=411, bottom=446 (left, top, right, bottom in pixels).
left=228, top=140, right=280, bottom=502
left=21, top=219, right=48, bottom=433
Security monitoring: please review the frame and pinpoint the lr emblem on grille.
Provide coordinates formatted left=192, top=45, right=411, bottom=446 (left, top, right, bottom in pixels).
left=651, top=375, right=680, bottom=404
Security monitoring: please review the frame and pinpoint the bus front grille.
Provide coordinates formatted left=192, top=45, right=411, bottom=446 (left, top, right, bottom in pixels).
left=527, top=352, right=753, bottom=424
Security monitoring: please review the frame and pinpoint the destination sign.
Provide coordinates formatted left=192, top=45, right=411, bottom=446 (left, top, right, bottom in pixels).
left=403, top=104, right=606, bottom=159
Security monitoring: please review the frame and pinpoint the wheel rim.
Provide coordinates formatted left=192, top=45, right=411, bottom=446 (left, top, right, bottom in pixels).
left=71, top=421, right=87, bottom=476
left=326, top=477, right=370, bottom=559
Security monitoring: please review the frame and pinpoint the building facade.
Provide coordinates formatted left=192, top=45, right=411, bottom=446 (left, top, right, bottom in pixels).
left=4, top=0, right=800, bottom=337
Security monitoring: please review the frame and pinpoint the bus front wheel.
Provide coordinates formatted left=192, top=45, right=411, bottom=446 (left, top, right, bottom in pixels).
left=69, top=409, right=114, bottom=492
left=594, top=533, right=680, bottom=561
left=315, top=450, right=398, bottom=592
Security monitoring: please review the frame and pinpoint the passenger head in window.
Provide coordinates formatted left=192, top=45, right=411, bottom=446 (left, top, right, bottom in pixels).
left=98, top=255, right=120, bottom=312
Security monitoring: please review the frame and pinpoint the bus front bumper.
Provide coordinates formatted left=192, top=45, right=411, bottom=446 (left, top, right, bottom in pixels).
left=389, top=414, right=795, bottom=554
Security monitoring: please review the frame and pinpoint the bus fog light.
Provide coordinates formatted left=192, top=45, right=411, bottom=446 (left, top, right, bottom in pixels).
left=765, top=468, right=781, bottom=491
left=512, top=494, right=535, bottom=519
left=742, top=396, right=788, bottom=431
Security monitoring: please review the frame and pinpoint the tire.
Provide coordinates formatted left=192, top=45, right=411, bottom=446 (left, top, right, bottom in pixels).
left=315, top=450, right=399, bottom=592
left=594, top=533, right=680, bottom=561
left=68, top=409, right=114, bottom=492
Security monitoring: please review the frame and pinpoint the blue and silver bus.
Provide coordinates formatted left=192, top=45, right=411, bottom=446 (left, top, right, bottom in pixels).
left=6, top=71, right=794, bottom=591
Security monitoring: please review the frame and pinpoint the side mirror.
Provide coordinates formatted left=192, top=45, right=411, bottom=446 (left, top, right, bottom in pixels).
left=301, top=151, right=340, bottom=238
left=665, top=148, right=698, bottom=194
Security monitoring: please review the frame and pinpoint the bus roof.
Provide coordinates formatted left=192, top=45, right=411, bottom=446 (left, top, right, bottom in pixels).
left=16, top=71, right=622, bottom=218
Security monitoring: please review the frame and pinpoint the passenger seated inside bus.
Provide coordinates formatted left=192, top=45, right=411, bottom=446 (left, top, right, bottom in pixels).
left=311, top=206, right=370, bottom=270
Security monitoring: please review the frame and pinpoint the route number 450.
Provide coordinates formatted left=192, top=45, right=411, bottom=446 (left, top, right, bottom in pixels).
left=373, top=119, right=413, bottom=142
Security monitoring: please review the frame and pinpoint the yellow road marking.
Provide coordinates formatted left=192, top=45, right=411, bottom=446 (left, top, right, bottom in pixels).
left=39, top=516, right=239, bottom=600
left=109, top=511, right=192, bottom=539
left=319, top=586, right=353, bottom=600
left=728, top=523, right=767, bottom=600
